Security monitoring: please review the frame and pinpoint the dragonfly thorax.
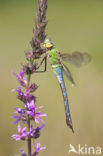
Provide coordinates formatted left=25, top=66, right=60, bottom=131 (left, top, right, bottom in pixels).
left=48, top=48, right=60, bottom=66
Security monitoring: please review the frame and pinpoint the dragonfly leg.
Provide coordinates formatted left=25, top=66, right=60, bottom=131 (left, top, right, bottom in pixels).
left=35, top=56, right=47, bottom=73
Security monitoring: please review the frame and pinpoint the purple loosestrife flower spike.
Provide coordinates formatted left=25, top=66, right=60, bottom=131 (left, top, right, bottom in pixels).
left=12, top=0, right=48, bottom=155
left=31, top=0, right=48, bottom=58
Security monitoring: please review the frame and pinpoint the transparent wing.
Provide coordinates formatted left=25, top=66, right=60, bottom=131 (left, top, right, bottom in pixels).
left=61, top=62, right=75, bottom=86
left=60, top=51, right=91, bottom=67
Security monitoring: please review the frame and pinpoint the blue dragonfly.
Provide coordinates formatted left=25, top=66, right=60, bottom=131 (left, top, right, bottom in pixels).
left=36, top=38, right=91, bottom=132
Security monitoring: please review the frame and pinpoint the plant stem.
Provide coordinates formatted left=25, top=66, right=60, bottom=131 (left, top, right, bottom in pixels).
left=27, top=119, right=31, bottom=156
left=27, top=74, right=31, bottom=156
left=27, top=74, right=31, bottom=89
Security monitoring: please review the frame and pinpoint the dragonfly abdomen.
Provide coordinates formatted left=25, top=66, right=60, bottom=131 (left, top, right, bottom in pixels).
left=54, top=67, right=74, bottom=132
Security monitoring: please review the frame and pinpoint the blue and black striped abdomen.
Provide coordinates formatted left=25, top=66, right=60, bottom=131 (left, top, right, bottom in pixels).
left=54, top=67, right=74, bottom=132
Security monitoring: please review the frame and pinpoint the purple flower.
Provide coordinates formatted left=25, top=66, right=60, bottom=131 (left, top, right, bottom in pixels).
left=32, top=142, right=46, bottom=156
left=26, top=100, right=35, bottom=111
left=26, top=100, right=47, bottom=124
left=12, top=107, right=27, bottom=124
left=12, top=123, right=44, bottom=141
left=13, top=71, right=27, bottom=87
left=23, top=63, right=37, bottom=75
left=25, top=50, right=34, bottom=61
left=12, top=86, right=36, bottom=103
left=21, top=149, right=27, bottom=156
left=12, top=125, right=27, bottom=141
left=29, top=124, right=44, bottom=139
left=29, top=83, right=38, bottom=92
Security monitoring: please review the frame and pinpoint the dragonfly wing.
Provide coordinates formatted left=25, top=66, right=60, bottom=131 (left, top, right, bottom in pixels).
left=60, top=51, right=91, bottom=67
left=61, top=62, right=76, bottom=86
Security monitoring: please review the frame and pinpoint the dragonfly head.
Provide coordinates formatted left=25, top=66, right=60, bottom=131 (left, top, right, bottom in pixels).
left=43, top=38, right=54, bottom=49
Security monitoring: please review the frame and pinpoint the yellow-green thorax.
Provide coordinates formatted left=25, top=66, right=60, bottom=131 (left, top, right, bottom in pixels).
left=48, top=48, right=59, bottom=65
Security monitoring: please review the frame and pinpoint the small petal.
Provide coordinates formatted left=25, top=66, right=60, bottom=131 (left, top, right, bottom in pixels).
left=38, top=114, right=47, bottom=117
left=32, top=142, right=46, bottom=156
left=13, top=119, right=21, bottom=124
left=12, top=134, right=21, bottom=141
left=21, top=148, right=27, bottom=156
left=21, top=127, right=27, bottom=133
left=34, top=118, right=40, bottom=124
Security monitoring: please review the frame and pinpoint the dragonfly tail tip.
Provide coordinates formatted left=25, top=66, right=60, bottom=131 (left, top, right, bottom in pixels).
left=72, top=127, right=74, bottom=133
left=66, top=118, right=74, bottom=133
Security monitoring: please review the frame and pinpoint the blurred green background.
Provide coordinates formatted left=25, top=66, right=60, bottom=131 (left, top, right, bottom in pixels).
left=0, top=0, right=103, bottom=155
